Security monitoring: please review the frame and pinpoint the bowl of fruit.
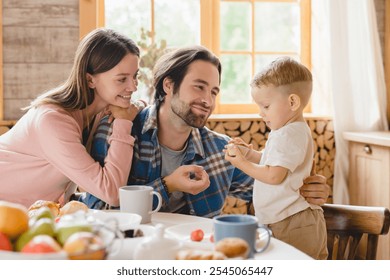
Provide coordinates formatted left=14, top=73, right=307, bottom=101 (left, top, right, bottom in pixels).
left=0, top=200, right=128, bottom=260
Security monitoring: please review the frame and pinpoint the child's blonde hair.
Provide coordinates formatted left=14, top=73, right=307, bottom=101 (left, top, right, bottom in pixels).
left=251, top=57, right=312, bottom=106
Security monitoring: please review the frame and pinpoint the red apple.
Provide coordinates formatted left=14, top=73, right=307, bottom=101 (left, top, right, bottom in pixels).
left=0, top=232, right=12, bottom=251
left=21, top=234, right=62, bottom=253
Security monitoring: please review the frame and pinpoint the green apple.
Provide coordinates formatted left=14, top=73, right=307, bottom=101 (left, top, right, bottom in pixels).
left=30, top=206, right=54, bottom=221
left=15, top=218, right=55, bottom=251
left=56, top=224, right=93, bottom=245
left=31, top=218, right=55, bottom=236
left=29, top=207, right=54, bottom=227
left=15, top=231, right=34, bottom=251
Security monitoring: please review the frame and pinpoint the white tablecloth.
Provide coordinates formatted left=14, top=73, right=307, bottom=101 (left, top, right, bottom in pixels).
left=151, top=212, right=313, bottom=260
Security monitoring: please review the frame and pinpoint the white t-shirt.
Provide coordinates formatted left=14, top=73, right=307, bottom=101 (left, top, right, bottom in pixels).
left=253, top=122, right=320, bottom=224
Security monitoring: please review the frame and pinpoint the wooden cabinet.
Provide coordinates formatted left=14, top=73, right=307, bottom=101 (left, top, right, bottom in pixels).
left=344, top=131, right=390, bottom=260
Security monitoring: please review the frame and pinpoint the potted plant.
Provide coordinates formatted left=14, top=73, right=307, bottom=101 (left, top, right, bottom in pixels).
left=137, top=28, right=167, bottom=103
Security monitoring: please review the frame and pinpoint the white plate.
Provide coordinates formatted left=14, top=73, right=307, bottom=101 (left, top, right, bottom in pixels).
left=0, top=250, right=68, bottom=260
left=88, top=210, right=142, bottom=231
left=151, top=212, right=212, bottom=226
left=165, top=221, right=214, bottom=250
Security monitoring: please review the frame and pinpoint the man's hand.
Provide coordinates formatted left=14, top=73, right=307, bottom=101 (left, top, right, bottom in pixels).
left=164, top=165, right=210, bottom=195
left=300, top=160, right=330, bottom=205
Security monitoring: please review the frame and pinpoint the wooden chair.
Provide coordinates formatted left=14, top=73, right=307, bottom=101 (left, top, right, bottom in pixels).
left=322, top=203, right=390, bottom=260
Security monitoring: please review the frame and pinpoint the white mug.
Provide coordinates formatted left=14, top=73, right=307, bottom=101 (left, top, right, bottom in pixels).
left=119, top=186, right=162, bottom=224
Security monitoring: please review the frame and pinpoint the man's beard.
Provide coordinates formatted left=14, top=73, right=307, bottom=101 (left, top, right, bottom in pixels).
left=171, top=95, right=210, bottom=128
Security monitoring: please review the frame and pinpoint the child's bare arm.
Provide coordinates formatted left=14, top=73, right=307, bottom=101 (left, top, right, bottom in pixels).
left=225, top=145, right=288, bottom=185
left=251, top=165, right=288, bottom=185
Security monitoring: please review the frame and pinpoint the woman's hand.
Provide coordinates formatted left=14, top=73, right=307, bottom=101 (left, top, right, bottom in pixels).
left=106, top=100, right=146, bottom=123
left=300, top=161, right=330, bottom=205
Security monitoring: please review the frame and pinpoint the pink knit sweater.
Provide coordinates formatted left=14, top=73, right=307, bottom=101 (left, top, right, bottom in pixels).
left=0, top=104, right=134, bottom=208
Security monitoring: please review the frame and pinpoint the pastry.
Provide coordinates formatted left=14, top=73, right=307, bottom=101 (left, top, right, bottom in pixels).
left=215, top=237, right=250, bottom=259
left=176, top=249, right=227, bottom=260
left=28, top=200, right=61, bottom=217
left=59, top=200, right=89, bottom=217
left=226, top=143, right=236, bottom=157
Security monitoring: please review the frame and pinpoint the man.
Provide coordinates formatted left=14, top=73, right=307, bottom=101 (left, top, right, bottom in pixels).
left=82, top=46, right=329, bottom=217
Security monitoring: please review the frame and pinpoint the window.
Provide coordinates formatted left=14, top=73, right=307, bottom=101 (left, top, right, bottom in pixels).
left=218, top=0, right=310, bottom=114
left=105, top=0, right=200, bottom=47
left=103, top=0, right=201, bottom=102
left=80, top=0, right=311, bottom=114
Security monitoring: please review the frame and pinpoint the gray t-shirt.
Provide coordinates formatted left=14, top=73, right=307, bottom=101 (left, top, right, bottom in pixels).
left=160, top=142, right=188, bottom=213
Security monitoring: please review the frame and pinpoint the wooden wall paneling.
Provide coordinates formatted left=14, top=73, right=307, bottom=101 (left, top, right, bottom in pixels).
left=3, top=27, right=78, bottom=63
left=3, top=99, right=31, bottom=120
left=3, top=63, right=73, bottom=99
left=3, top=5, right=78, bottom=27
left=3, top=0, right=76, bottom=7
left=2, top=26, right=77, bottom=119
left=2, top=0, right=79, bottom=120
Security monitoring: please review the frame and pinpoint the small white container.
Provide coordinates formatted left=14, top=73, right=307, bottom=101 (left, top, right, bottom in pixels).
left=133, top=224, right=182, bottom=260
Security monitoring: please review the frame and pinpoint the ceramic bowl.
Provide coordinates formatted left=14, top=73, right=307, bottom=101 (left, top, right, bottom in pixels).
left=107, top=224, right=156, bottom=260
left=88, top=210, right=142, bottom=231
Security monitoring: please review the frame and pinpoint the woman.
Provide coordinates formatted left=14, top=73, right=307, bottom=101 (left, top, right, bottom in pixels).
left=0, top=28, right=142, bottom=207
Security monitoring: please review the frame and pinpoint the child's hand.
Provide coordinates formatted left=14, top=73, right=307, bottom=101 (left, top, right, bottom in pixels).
left=225, top=143, right=237, bottom=157
left=225, top=137, right=253, bottom=158
left=225, top=144, right=246, bottom=167
left=229, top=137, right=248, bottom=146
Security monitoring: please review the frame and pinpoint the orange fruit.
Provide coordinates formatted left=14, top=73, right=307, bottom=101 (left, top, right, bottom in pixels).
left=63, top=231, right=106, bottom=260
left=0, top=201, right=29, bottom=239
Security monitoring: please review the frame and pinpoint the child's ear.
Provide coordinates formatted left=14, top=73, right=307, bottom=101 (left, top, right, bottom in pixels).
left=288, top=94, right=301, bottom=111
left=163, top=77, right=174, bottom=96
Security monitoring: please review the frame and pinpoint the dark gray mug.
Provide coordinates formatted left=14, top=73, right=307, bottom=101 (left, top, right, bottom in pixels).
left=213, top=214, right=271, bottom=258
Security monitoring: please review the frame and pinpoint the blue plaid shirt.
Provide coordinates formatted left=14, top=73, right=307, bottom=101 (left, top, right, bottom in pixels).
left=82, top=104, right=254, bottom=218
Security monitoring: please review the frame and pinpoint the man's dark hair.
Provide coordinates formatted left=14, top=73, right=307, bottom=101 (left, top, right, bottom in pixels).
left=153, top=46, right=222, bottom=104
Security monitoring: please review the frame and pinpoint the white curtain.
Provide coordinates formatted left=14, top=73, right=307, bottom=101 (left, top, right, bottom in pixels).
left=311, top=0, right=388, bottom=204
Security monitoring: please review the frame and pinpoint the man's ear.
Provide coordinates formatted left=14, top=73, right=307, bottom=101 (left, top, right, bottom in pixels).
left=288, top=94, right=301, bottom=111
left=86, top=73, right=95, bottom=88
left=162, top=77, right=174, bottom=96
